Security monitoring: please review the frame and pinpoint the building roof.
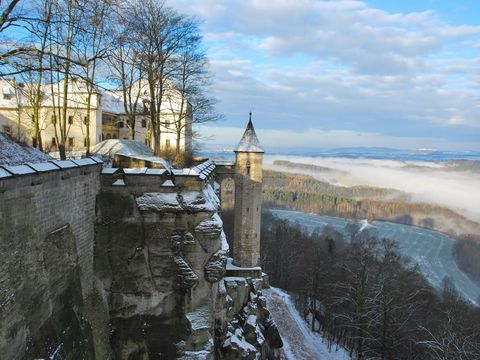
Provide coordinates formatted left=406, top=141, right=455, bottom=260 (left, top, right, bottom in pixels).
left=0, top=132, right=52, bottom=165
left=234, top=114, right=264, bottom=153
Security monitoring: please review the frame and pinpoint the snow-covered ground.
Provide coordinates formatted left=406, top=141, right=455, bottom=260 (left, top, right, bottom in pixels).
left=271, top=209, right=480, bottom=305
left=264, top=287, right=350, bottom=360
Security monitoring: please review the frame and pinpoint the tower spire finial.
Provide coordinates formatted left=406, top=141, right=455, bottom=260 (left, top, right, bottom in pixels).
left=249, top=111, right=252, bottom=121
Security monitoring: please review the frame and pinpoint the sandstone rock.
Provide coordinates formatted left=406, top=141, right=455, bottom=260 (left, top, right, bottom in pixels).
left=136, top=192, right=183, bottom=213
left=174, top=256, right=199, bottom=289
left=194, top=213, right=223, bottom=253
left=204, top=250, right=228, bottom=283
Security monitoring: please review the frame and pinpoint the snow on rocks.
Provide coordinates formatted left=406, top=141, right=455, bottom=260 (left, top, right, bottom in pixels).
left=194, top=213, right=223, bottom=253
left=204, top=249, right=228, bottom=283
left=220, top=231, right=229, bottom=252
left=179, top=184, right=220, bottom=213
left=174, top=256, right=198, bottom=289
left=136, top=192, right=183, bottom=213
left=220, top=283, right=283, bottom=359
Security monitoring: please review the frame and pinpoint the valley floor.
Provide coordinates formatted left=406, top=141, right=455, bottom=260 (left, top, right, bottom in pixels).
left=263, top=287, right=350, bottom=360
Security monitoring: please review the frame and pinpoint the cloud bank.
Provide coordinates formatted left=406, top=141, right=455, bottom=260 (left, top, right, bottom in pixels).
left=171, top=0, right=480, bottom=150
left=265, top=155, right=480, bottom=222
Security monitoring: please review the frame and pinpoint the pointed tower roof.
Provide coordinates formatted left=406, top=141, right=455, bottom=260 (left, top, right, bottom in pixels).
left=235, top=113, right=264, bottom=153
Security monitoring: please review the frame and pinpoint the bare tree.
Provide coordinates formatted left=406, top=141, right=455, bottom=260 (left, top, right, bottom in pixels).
left=46, top=0, right=88, bottom=159
left=107, top=8, right=144, bottom=140
left=166, top=26, right=222, bottom=157
left=77, top=0, right=111, bottom=155
left=125, top=0, right=197, bottom=155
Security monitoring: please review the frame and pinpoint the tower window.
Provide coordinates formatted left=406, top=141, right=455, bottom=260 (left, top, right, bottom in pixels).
left=83, top=116, right=88, bottom=125
left=51, top=137, right=56, bottom=146
left=68, top=137, right=74, bottom=147
left=246, top=160, right=251, bottom=175
left=118, top=121, right=124, bottom=128
left=68, top=116, right=73, bottom=124
left=141, top=119, right=147, bottom=128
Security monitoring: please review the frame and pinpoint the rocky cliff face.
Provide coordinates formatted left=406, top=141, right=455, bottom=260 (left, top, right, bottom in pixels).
left=95, top=183, right=226, bottom=358
left=94, top=178, right=282, bottom=359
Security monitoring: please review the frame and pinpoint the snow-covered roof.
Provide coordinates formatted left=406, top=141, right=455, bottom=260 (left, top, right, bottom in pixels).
left=90, top=139, right=154, bottom=160
left=0, top=78, right=100, bottom=109
left=234, top=116, right=264, bottom=153
left=0, top=132, right=52, bottom=165
left=102, top=90, right=144, bottom=115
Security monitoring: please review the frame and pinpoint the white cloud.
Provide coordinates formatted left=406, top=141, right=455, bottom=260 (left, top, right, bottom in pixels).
left=265, top=155, right=480, bottom=222
left=197, top=125, right=480, bottom=151
left=170, top=0, right=480, bottom=148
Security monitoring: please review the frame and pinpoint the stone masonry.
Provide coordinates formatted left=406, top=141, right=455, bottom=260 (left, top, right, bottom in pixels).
left=233, top=117, right=264, bottom=268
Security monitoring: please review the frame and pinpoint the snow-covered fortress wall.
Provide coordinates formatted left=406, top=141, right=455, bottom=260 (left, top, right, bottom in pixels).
left=0, top=158, right=111, bottom=358
left=0, top=151, right=282, bottom=359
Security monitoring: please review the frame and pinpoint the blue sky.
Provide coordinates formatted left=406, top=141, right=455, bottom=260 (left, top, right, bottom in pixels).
left=170, top=0, right=480, bottom=151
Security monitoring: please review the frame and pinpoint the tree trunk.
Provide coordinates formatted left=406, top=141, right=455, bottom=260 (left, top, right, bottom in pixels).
left=59, top=143, right=66, bottom=160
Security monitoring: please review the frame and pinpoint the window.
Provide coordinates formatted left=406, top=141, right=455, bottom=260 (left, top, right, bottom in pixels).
left=141, top=119, right=147, bottom=128
left=51, top=137, right=57, bottom=146
left=31, top=115, right=34, bottom=123
left=68, top=116, right=74, bottom=124
left=68, top=137, right=74, bottom=147
left=118, top=121, right=124, bottom=128
left=83, top=116, right=88, bottom=125
left=2, top=125, right=12, bottom=135
left=106, top=133, right=111, bottom=139
left=246, top=207, right=249, bottom=213
left=246, top=160, right=251, bottom=175
left=113, top=134, right=117, bottom=139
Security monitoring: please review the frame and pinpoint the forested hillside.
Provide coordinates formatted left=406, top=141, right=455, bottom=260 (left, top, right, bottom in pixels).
left=454, top=235, right=480, bottom=287
left=222, top=209, right=480, bottom=359
left=262, top=169, right=480, bottom=288
left=262, top=170, right=480, bottom=237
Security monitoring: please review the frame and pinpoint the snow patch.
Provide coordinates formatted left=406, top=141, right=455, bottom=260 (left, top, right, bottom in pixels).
left=264, top=287, right=350, bottom=360
left=0, top=132, right=52, bottom=165
left=136, top=192, right=182, bottom=212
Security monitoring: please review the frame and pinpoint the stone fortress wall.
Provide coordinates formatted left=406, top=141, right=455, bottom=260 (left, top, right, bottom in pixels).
left=0, top=147, right=281, bottom=359
left=0, top=158, right=111, bottom=358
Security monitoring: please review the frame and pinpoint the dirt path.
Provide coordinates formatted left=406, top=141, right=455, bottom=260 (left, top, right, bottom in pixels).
left=263, top=287, right=350, bottom=360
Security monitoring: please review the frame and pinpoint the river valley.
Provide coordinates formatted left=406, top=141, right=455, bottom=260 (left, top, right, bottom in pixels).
left=271, top=209, right=480, bottom=305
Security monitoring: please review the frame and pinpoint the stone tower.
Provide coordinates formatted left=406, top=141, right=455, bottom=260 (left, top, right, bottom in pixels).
left=233, top=114, right=264, bottom=268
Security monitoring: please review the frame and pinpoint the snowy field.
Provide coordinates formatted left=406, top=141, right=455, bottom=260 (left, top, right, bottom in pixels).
left=271, top=209, right=480, bottom=305
left=264, top=287, right=350, bottom=360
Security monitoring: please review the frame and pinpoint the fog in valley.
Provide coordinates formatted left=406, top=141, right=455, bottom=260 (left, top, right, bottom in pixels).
left=265, top=155, right=480, bottom=223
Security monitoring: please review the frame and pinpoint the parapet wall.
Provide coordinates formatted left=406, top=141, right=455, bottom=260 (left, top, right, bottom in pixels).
left=0, top=158, right=107, bottom=358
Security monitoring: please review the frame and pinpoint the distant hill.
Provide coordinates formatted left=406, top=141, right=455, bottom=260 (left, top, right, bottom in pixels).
left=262, top=169, right=480, bottom=238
